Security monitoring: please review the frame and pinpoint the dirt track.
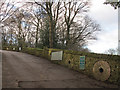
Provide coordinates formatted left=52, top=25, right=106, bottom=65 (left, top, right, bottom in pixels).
left=1, top=50, right=118, bottom=88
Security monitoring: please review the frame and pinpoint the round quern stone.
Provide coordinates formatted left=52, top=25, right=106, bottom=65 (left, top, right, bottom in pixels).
left=93, top=61, right=110, bottom=81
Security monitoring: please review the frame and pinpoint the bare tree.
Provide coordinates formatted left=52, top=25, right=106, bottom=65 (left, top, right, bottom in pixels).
left=57, top=15, right=101, bottom=50
left=0, top=0, right=26, bottom=23
left=35, top=2, right=62, bottom=48
left=5, top=9, right=26, bottom=48
left=104, top=0, right=120, bottom=9
left=30, top=5, right=46, bottom=47
left=1, top=25, right=7, bottom=46
left=116, top=48, right=120, bottom=55
left=63, top=1, right=90, bottom=47
left=104, top=48, right=117, bottom=55
left=1, top=1, right=102, bottom=51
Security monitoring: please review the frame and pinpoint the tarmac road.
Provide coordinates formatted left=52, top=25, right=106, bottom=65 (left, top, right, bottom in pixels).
left=1, top=50, right=118, bottom=88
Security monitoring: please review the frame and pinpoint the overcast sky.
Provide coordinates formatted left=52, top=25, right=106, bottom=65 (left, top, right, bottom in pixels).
left=87, top=0, right=118, bottom=54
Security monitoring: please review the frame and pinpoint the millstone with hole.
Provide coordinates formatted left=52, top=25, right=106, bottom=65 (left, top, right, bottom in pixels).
left=93, top=61, right=110, bottom=81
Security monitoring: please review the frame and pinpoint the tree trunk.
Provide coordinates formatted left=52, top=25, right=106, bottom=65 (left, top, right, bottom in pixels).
left=35, top=22, right=39, bottom=48
left=66, top=25, right=70, bottom=47
left=49, top=16, right=54, bottom=48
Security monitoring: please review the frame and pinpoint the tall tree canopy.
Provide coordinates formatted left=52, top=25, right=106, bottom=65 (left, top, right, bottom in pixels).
left=1, top=0, right=101, bottom=51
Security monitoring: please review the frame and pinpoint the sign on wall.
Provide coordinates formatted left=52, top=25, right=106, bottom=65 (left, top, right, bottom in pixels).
left=51, top=51, right=63, bottom=60
left=80, top=56, right=85, bottom=70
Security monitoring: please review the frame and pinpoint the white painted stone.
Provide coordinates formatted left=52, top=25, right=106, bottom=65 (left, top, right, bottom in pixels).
left=13, top=48, right=15, bottom=50
left=19, top=47, right=22, bottom=51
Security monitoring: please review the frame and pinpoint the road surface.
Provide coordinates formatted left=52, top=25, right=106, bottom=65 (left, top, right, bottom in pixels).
left=1, top=50, right=118, bottom=88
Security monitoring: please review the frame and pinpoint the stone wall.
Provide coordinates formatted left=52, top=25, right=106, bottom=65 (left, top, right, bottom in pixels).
left=2, top=47, right=120, bottom=85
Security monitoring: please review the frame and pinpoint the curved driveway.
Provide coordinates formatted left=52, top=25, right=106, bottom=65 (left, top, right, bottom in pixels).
left=1, top=50, right=118, bottom=88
